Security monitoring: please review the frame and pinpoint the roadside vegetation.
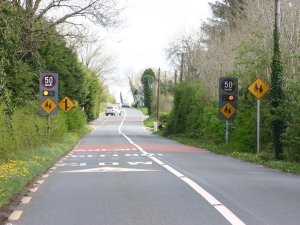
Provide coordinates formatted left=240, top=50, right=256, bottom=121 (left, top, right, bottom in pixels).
left=137, top=0, right=300, bottom=175
left=0, top=0, right=119, bottom=210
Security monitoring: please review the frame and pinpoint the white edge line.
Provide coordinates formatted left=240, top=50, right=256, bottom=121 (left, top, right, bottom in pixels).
left=121, top=132, right=246, bottom=225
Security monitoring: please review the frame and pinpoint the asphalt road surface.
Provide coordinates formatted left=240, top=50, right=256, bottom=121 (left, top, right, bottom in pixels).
left=6, top=108, right=300, bottom=225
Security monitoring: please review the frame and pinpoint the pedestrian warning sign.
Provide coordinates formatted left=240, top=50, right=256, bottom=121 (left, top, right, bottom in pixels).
left=220, top=103, right=236, bottom=119
left=248, top=78, right=270, bottom=99
left=40, top=98, right=57, bottom=114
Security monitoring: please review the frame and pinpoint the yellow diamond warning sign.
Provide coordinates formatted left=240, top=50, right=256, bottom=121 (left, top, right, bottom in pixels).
left=220, top=103, right=236, bottom=119
left=59, top=96, right=74, bottom=112
left=248, top=78, right=270, bottom=99
left=40, top=98, right=57, bottom=114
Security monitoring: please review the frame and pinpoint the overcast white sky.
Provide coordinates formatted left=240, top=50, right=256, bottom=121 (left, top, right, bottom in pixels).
left=101, top=0, right=212, bottom=101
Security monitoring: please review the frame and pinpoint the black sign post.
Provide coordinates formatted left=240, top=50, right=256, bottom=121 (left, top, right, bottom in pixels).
left=218, top=77, right=238, bottom=143
left=39, top=73, right=59, bottom=116
left=218, top=77, right=238, bottom=120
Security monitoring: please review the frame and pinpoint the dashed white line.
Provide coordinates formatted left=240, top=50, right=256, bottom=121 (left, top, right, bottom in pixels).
left=42, top=174, right=49, bottom=178
left=21, top=197, right=32, bottom=204
left=29, top=187, right=38, bottom=193
left=8, top=211, right=23, bottom=221
left=36, top=180, right=44, bottom=184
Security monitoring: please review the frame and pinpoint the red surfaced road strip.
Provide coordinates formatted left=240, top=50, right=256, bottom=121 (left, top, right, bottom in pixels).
left=73, top=144, right=137, bottom=151
left=73, top=144, right=206, bottom=153
left=140, top=144, right=206, bottom=153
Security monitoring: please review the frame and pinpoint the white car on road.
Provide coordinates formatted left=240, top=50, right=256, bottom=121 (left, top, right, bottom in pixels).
left=105, top=105, right=121, bottom=116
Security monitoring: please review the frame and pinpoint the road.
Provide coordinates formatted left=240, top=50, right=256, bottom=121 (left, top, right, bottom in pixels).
left=6, top=108, right=300, bottom=225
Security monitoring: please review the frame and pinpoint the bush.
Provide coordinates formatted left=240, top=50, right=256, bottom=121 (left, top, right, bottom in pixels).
left=66, top=107, right=87, bottom=132
left=198, top=103, right=224, bottom=145
left=282, top=82, right=300, bottom=162
left=165, top=81, right=208, bottom=135
left=0, top=102, right=87, bottom=162
left=159, top=112, right=169, bottom=127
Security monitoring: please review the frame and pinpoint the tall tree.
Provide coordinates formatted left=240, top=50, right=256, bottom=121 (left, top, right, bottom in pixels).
left=270, top=0, right=285, bottom=160
left=208, top=0, right=246, bottom=28
left=141, top=69, right=155, bottom=115
left=120, top=92, right=123, bottom=104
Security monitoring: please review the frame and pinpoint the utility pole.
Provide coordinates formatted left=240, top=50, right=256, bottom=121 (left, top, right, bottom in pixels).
left=271, top=0, right=285, bottom=160
left=180, top=53, right=184, bottom=82
left=156, top=68, right=160, bottom=123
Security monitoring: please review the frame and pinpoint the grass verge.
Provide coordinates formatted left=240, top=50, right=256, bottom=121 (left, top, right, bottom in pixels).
left=0, top=132, right=84, bottom=209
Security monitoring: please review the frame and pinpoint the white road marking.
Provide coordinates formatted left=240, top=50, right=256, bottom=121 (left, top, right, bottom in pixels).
left=61, top=167, right=160, bottom=173
left=56, top=163, right=65, bottom=167
left=8, top=211, right=23, bottom=221
left=119, top=110, right=127, bottom=134
left=99, top=162, right=119, bottom=166
left=29, top=187, right=38, bottom=193
left=37, top=180, right=44, bottom=184
left=21, top=197, right=32, bottom=204
left=42, top=174, right=49, bottom=178
left=121, top=133, right=246, bottom=225
left=127, top=161, right=152, bottom=165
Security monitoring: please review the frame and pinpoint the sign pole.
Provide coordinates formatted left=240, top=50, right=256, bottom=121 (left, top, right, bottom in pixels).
left=225, top=120, right=229, bottom=144
left=257, top=99, right=260, bottom=153
left=248, top=78, right=270, bottom=154
left=47, top=115, right=51, bottom=133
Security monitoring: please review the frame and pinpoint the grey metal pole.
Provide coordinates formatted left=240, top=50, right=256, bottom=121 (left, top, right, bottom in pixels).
left=225, top=120, right=229, bottom=144
left=47, top=115, right=51, bottom=133
left=157, top=68, right=160, bottom=123
left=257, top=100, right=260, bottom=153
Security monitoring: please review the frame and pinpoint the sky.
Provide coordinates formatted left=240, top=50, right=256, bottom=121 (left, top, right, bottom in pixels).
left=101, top=0, right=213, bottom=102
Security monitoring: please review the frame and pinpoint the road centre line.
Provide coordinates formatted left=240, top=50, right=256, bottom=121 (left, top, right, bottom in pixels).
left=121, top=132, right=246, bottom=225
left=119, top=109, right=127, bottom=134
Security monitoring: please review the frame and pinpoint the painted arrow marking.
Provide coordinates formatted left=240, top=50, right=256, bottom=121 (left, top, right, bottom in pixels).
left=127, top=161, right=153, bottom=165
left=60, top=167, right=160, bottom=173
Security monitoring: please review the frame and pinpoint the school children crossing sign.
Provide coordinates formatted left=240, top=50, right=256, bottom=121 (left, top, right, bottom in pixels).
left=248, top=78, right=270, bottom=99
left=220, top=102, right=236, bottom=119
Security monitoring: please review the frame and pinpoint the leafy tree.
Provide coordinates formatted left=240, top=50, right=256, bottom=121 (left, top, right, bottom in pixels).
left=81, top=68, right=102, bottom=121
left=39, top=36, right=84, bottom=103
left=141, top=69, right=155, bottom=115
left=208, top=0, right=246, bottom=28
left=165, top=81, right=209, bottom=136
left=282, top=82, right=300, bottom=162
